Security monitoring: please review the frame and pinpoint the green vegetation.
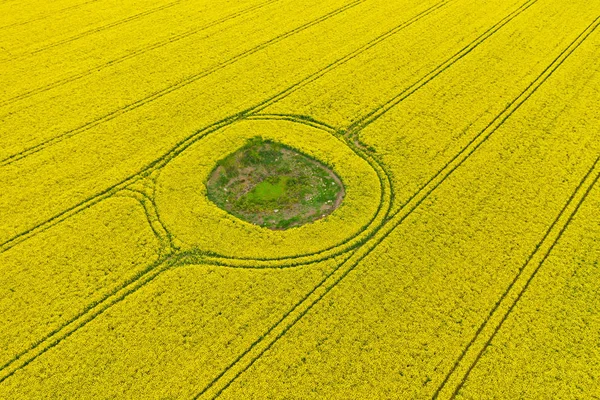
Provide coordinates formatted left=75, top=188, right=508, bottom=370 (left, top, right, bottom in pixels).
left=206, top=137, right=344, bottom=229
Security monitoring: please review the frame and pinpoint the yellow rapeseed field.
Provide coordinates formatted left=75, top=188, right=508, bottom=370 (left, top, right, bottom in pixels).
left=0, top=0, right=599, bottom=398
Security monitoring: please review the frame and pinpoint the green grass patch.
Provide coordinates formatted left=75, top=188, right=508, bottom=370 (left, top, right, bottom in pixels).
left=206, top=137, right=345, bottom=230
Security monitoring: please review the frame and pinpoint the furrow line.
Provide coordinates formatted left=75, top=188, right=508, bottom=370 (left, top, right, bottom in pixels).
left=388, top=14, right=600, bottom=221
left=0, top=0, right=366, bottom=167
left=0, top=0, right=449, bottom=252
left=0, top=253, right=180, bottom=384
left=0, top=0, right=103, bottom=31
left=433, top=155, right=600, bottom=399
left=7, top=0, right=190, bottom=57
left=345, top=0, right=538, bottom=134
left=194, top=12, right=598, bottom=398
left=0, top=0, right=281, bottom=108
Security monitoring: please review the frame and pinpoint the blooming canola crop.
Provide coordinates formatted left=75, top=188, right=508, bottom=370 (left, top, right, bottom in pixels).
left=0, top=0, right=599, bottom=398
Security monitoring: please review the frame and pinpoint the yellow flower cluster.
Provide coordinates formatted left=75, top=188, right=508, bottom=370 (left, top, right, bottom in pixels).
left=1, top=0, right=599, bottom=398
left=156, top=118, right=381, bottom=260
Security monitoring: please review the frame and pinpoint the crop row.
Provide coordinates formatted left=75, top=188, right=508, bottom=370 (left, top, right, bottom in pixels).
left=0, top=0, right=441, bottom=246
left=1, top=0, right=598, bottom=397
left=0, top=0, right=449, bottom=387
left=214, top=16, right=600, bottom=398
left=0, top=0, right=279, bottom=108
left=0, top=0, right=359, bottom=162
left=456, top=182, right=600, bottom=398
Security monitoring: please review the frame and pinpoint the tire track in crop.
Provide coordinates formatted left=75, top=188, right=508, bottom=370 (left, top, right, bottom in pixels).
left=0, top=0, right=546, bottom=390
left=3, top=0, right=191, bottom=58
left=141, top=0, right=452, bottom=172
left=338, top=0, right=537, bottom=212
left=0, top=116, right=378, bottom=385
left=0, top=0, right=281, bottom=108
left=3, top=0, right=535, bottom=383
left=433, top=27, right=600, bottom=399
left=0, top=5, right=531, bottom=381
left=0, top=118, right=228, bottom=253
left=182, top=114, right=392, bottom=268
left=0, top=1, right=530, bottom=375
left=0, top=0, right=103, bottom=31
left=195, top=11, right=600, bottom=400
left=188, top=0, right=538, bottom=266
left=344, top=0, right=538, bottom=137
left=116, top=188, right=175, bottom=257
left=0, top=0, right=449, bottom=251
left=130, top=112, right=389, bottom=270
left=46, top=0, right=455, bottom=264
left=106, top=113, right=391, bottom=269
left=0, top=0, right=368, bottom=167
left=0, top=253, right=181, bottom=385
left=432, top=156, right=600, bottom=400
left=0, top=0, right=589, bottom=395
left=0, top=0, right=453, bottom=384
left=384, top=16, right=600, bottom=224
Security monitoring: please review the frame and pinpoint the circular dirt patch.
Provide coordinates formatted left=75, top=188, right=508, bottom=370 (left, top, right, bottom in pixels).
left=206, top=137, right=344, bottom=229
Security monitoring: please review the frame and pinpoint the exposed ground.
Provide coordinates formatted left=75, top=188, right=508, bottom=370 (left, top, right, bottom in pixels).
left=206, top=138, right=344, bottom=229
left=1, top=0, right=599, bottom=399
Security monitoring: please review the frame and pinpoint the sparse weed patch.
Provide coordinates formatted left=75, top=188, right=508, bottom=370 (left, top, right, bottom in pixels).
left=206, top=137, right=344, bottom=229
